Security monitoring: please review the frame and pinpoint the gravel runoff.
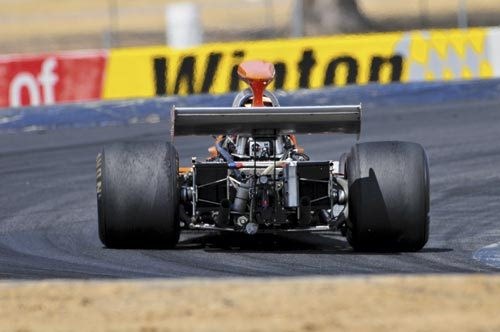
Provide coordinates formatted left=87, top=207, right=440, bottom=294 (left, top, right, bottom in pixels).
left=1, top=274, right=499, bottom=332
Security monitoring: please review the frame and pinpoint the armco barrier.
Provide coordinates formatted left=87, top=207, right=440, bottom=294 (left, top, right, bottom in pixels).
left=1, top=27, right=500, bottom=108
left=2, top=78, right=500, bottom=134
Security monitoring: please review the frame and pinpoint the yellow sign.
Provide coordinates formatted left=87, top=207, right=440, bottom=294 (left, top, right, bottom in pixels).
left=103, top=28, right=493, bottom=99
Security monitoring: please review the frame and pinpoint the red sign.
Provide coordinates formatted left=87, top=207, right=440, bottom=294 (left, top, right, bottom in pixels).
left=0, top=51, right=107, bottom=108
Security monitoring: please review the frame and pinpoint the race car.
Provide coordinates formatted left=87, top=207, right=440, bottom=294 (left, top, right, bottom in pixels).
left=96, top=60, right=429, bottom=251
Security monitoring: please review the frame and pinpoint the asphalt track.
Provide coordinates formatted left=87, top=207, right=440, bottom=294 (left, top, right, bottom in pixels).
left=1, top=81, right=499, bottom=278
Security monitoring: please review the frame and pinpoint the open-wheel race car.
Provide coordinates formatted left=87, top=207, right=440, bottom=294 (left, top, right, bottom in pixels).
left=96, top=60, right=429, bottom=251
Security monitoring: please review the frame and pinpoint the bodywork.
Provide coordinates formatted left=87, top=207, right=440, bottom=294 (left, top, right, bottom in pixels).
left=173, top=61, right=361, bottom=235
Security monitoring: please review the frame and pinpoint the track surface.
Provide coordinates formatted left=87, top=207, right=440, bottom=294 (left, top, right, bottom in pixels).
left=1, top=88, right=500, bottom=278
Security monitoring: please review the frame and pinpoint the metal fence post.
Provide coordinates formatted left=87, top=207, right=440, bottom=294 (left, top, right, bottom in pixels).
left=291, top=0, right=304, bottom=37
left=458, top=0, right=468, bottom=29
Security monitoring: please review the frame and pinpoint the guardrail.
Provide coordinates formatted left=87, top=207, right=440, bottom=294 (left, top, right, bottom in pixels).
left=2, top=78, right=499, bottom=134
left=1, top=27, right=499, bottom=108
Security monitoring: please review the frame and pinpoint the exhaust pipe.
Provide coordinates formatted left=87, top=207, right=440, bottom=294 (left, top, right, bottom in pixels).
left=298, top=196, right=312, bottom=226
left=215, top=199, right=231, bottom=227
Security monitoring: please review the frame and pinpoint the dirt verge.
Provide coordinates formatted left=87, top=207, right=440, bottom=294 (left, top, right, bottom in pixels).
left=1, top=274, right=499, bottom=332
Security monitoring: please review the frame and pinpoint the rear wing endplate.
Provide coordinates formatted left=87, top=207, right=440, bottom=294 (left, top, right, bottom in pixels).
left=171, top=105, right=361, bottom=138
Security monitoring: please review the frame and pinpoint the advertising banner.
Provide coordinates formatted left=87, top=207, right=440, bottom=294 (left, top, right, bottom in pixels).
left=0, top=51, right=106, bottom=108
left=1, top=27, right=499, bottom=108
left=103, top=27, right=500, bottom=99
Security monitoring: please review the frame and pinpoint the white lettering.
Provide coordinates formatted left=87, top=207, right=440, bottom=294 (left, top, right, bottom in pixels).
left=9, top=73, right=40, bottom=107
left=8, top=57, right=59, bottom=107
left=37, top=58, right=58, bottom=105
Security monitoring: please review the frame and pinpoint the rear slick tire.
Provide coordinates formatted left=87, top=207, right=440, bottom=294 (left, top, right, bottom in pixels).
left=96, top=141, right=180, bottom=249
left=346, top=141, right=429, bottom=252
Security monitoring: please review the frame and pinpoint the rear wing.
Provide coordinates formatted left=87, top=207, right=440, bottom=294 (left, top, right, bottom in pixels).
left=171, top=105, right=361, bottom=138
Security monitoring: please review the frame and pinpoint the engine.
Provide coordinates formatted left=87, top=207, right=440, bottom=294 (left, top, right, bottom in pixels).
left=178, top=91, right=347, bottom=234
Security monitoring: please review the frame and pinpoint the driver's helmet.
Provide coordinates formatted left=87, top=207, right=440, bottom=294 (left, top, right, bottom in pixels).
left=231, top=88, right=280, bottom=107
